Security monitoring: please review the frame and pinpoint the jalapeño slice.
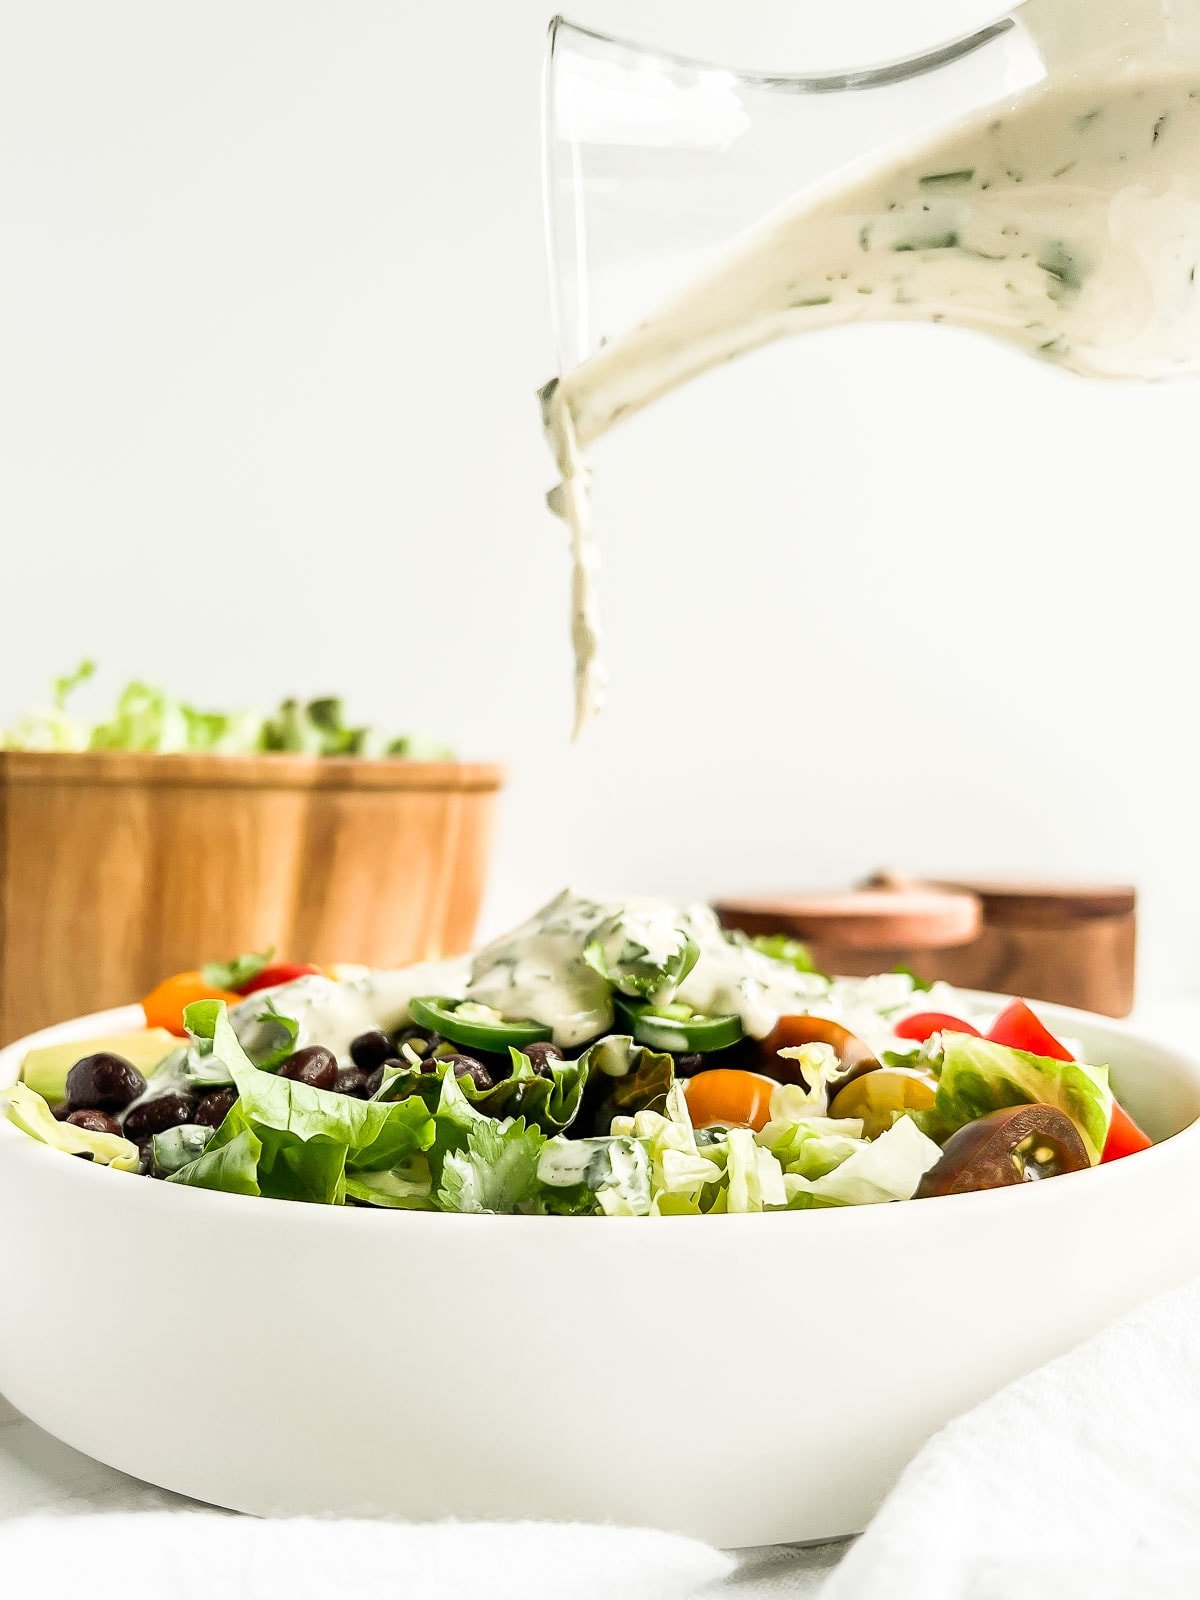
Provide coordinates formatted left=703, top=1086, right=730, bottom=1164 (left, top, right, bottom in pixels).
left=614, top=998, right=744, bottom=1054
left=408, top=996, right=553, bottom=1053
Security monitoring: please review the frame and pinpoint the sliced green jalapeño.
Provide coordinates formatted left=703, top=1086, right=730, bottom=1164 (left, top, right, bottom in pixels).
left=408, top=996, right=553, bottom=1053
left=613, top=998, right=744, bottom=1054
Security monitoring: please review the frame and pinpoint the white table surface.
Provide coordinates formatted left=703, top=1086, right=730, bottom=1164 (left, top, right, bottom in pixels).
left=4, top=1000, right=1196, bottom=1596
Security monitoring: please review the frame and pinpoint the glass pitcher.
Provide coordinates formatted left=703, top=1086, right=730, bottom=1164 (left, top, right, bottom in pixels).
left=543, top=0, right=1200, bottom=454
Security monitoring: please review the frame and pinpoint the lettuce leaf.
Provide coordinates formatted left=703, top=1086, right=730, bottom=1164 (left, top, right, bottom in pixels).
left=170, top=1001, right=436, bottom=1201
left=167, top=1126, right=263, bottom=1196
left=150, top=1123, right=214, bottom=1176
left=344, top=1161, right=433, bottom=1209
left=783, top=1116, right=943, bottom=1207
left=748, top=933, right=819, bottom=975
left=758, top=1114, right=867, bottom=1180
left=179, top=996, right=299, bottom=1087
left=1, top=1082, right=139, bottom=1170
left=720, top=1128, right=788, bottom=1213
left=931, top=1032, right=1113, bottom=1164
left=89, top=681, right=191, bottom=752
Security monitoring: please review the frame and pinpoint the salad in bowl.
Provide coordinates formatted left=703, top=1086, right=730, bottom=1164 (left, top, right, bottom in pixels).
left=2, top=890, right=1153, bottom=1214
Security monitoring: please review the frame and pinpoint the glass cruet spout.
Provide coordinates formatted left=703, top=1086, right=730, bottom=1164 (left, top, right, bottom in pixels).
left=543, top=0, right=1200, bottom=453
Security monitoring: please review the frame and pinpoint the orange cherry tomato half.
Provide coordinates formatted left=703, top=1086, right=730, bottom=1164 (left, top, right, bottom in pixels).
left=759, top=1015, right=879, bottom=1087
left=684, top=1069, right=778, bottom=1132
left=141, top=971, right=244, bottom=1036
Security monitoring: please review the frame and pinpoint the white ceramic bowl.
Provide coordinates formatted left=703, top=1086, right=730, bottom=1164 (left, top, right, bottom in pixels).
left=3, top=999, right=1200, bottom=1547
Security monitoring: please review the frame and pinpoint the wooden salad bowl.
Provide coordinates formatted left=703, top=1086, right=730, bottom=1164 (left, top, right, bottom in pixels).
left=0, top=751, right=504, bottom=1042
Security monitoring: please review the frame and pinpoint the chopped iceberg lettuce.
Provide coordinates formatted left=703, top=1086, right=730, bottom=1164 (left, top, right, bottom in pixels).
left=931, top=1032, right=1113, bottom=1164
left=1, top=1082, right=139, bottom=1170
left=784, top=1116, right=943, bottom=1207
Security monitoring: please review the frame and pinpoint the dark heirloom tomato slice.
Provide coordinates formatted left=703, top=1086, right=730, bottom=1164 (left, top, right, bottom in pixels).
left=917, top=1104, right=1089, bottom=1198
left=758, top=1016, right=879, bottom=1089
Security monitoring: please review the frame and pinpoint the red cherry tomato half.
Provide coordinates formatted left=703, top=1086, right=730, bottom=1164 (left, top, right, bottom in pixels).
left=893, top=1011, right=981, bottom=1043
left=986, top=998, right=1073, bottom=1062
left=1101, top=1101, right=1153, bottom=1163
left=237, top=962, right=322, bottom=996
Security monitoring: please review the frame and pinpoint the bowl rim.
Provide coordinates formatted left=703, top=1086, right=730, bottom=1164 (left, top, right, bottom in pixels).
left=4, top=996, right=1199, bottom=1228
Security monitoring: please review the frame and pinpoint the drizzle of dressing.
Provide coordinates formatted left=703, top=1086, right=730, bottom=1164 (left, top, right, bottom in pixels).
left=542, top=380, right=605, bottom=736
left=543, top=1, right=1200, bottom=732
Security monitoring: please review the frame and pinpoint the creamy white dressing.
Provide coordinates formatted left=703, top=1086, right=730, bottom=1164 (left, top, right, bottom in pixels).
left=544, top=0, right=1200, bottom=732
left=231, top=960, right=469, bottom=1069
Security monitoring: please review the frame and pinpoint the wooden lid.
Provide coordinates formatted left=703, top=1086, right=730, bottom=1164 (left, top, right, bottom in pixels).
left=931, top=879, right=1136, bottom=928
left=716, top=886, right=981, bottom=952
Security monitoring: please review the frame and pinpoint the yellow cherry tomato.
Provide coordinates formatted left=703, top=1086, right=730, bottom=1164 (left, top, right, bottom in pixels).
left=684, top=1069, right=779, bottom=1132
left=827, top=1067, right=937, bottom=1139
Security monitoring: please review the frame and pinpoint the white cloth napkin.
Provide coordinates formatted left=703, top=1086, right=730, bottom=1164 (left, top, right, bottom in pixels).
left=0, top=1513, right=735, bottom=1600
left=822, top=1274, right=1200, bottom=1600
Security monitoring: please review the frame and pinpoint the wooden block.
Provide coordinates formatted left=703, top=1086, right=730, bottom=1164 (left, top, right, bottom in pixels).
left=0, top=751, right=504, bottom=1043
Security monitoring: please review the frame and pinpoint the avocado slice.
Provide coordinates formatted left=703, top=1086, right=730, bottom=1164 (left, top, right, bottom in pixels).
left=21, top=1028, right=179, bottom=1105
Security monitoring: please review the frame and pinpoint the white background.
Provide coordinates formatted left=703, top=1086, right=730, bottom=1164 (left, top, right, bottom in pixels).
left=2, top=1, right=1197, bottom=991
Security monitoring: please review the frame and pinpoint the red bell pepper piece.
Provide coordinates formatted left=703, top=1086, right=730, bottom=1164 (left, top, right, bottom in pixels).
left=894, top=1011, right=981, bottom=1043
left=237, top=961, right=322, bottom=996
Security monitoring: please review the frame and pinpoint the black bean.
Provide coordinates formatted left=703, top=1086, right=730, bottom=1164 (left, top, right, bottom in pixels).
left=123, top=1093, right=197, bottom=1140
left=523, top=1041, right=565, bottom=1079
left=672, top=1053, right=706, bottom=1078
left=334, top=1067, right=370, bottom=1098
left=66, top=1108, right=122, bottom=1136
left=194, top=1088, right=239, bottom=1127
left=52, top=1102, right=72, bottom=1121
left=278, top=1046, right=338, bottom=1090
left=349, top=1030, right=393, bottom=1072
left=442, top=1053, right=494, bottom=1092
left=66, top=1052, right=147, bottom=1112
left=137, top=1140, right=157, bottom=1176
left=363, top=1064, right=388, bottom=1098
